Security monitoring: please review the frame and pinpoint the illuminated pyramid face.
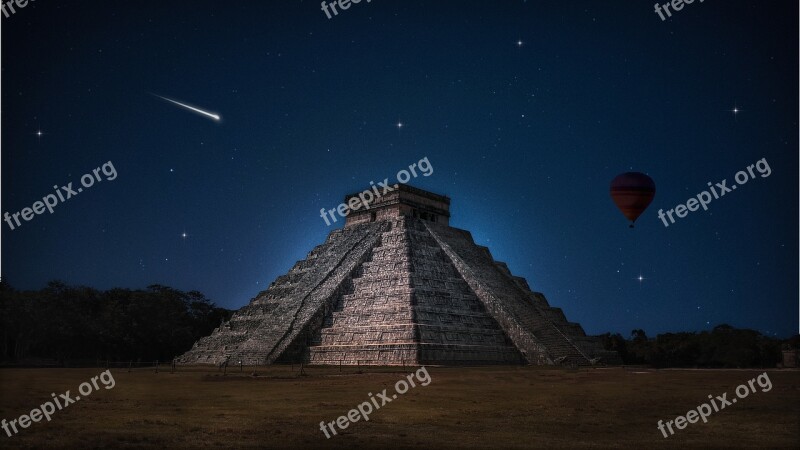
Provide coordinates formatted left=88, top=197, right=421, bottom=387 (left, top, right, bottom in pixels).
left=180, top=186, right=618, bottom=366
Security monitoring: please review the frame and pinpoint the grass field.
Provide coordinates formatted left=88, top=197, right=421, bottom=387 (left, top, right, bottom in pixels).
left=0, top=365, right=798, bottom=448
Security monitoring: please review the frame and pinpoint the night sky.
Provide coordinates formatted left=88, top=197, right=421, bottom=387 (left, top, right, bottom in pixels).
left=2, top=1, right=797, bottom=338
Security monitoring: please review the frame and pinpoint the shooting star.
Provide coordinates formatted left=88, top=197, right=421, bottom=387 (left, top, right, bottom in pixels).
left=152, top=94, right=221, bottom=122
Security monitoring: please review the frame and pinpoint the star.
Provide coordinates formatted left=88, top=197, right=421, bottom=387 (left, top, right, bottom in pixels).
left=729, top=103, right=742, bottom=120
left=516, top=40, right=523, bottom=47
left=396, top=121, right=404, bottom=129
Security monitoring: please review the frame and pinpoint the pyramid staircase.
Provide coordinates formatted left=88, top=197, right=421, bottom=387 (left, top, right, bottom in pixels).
left=306, top=218, right=524, bottom=365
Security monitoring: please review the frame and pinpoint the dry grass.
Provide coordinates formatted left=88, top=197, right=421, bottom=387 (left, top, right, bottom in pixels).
left=0, top=365, right=798, bottom=449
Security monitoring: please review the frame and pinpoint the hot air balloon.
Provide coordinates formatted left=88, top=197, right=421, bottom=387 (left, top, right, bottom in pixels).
left=610, top=172, right=656, bottom=228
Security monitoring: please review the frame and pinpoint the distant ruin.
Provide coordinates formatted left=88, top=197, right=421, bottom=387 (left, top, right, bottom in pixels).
left=179, top=185, right=619, bottom=366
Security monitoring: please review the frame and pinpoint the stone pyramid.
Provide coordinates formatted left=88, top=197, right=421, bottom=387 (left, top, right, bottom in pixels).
left=179, top=185, right=619, bottom=366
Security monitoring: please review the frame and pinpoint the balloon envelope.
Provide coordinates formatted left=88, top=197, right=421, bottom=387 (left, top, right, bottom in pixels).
left=610, top=172, right=656, bottom=224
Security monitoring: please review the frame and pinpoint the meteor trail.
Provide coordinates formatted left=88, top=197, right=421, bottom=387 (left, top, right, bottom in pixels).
left=152, top=94, right=221, bottom=122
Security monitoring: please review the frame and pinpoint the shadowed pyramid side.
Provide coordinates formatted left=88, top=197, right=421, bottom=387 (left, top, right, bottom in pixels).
left=406, top=219, right=524, bottom=364
left=424, top=221, right=619, bottom=365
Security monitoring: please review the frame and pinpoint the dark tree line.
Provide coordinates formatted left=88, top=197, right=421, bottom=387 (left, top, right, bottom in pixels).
left=0, top=281, right=232, bottom=365
left=599, top=325, right=797, bottom=368
left=2, top=280, right=794, bottom=368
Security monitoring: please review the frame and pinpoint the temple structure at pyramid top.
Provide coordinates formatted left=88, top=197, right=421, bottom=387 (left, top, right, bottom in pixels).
left=179, top=185, right=619, bottom=366
left=345, top=184, right=451, bottom=227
